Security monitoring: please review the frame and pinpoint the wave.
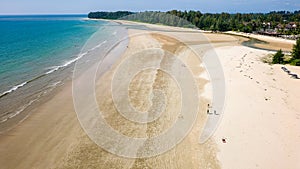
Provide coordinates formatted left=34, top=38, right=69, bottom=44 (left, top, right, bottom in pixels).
left=0, top=40, right=108, bottom=124
left=0, top=81, right=62, bottom=124
left=0, top=93, right=43, bottom=124
left=45, top=40, right=107, bottom=75
left=8, top=98, right=37, bottom=119
left=0, top=82, right=27, bottom=98
left=0, top=93, right=41, bottom=123
left=44, top=51, right=88, bottom=75
left=49, top=81, right=62, bottom=88
left=0, top=40, right=107, bottom=99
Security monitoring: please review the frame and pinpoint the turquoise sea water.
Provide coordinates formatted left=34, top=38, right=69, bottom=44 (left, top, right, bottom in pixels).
left=0, top=15, right=126, bottom=125
left=0, top=15, right=103, bottom=94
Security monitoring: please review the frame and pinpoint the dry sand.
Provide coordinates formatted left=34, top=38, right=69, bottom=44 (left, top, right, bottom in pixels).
left=212, top=46, right=300, bottom=169
left=0, top=21, right=299, bottom=169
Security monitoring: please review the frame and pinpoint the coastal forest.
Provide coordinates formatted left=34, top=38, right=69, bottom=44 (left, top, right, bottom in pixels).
left=88, top=11, right=134, bottom=19
left=88, top=10, right=300, bottom=35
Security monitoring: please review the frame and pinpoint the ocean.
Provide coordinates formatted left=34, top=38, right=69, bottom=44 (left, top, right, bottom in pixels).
left=0, top=15, right=127, bottom=127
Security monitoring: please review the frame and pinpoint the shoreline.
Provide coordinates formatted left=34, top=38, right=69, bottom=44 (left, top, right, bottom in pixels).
left=0, top=79, right=67, bottom=134
left=0, top=16, right=106, bottom=130
left=0, top=18, right=126, bottom=134
left=0, top=19, right=129, bottom=168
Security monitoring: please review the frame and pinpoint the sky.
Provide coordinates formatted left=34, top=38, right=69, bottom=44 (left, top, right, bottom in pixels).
left=0, top=0, right=299, bottom=14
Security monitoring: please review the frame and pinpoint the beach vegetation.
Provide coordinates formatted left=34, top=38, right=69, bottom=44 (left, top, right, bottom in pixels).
left=272, top=49, right=285, bottom=64
left=289, top=59, right=300, bottom=66
left=292, top=38, right=300, bottom=60
left=283, top=38, right=300, bottom=66
left=261, top=54, right=273, bottom=64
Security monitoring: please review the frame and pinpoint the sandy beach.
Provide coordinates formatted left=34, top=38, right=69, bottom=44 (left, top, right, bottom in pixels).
left=213, top=46, right=300, bottom=169
left=0, top=21, right=299, bottom=169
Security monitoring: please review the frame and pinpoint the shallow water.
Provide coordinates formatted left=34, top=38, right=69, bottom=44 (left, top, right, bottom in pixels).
left=0, top=15, right=127, bottom=125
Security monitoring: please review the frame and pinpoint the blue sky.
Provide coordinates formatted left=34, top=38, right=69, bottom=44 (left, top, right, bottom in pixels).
left=0, top=0, right=299, bottom=14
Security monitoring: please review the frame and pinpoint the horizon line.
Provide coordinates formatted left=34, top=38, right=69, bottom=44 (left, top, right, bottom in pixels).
left=0, top=9, right=299, bottom=16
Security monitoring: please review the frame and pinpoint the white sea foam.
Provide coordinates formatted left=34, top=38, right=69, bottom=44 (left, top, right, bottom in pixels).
left=0, top=96, right=39, bottom=123
left=50, top=81, right=61, bottom=87
left=1, top=90, right=45, bottom=123
left=0, top=40, right=108, bottom=123
left=45, top=40, right=107, bottom=75
left=8, top=99, right=36, bottom=119
left=0, top=81, right=27, bottom=97
left=0, top=118, right=8, bottom=123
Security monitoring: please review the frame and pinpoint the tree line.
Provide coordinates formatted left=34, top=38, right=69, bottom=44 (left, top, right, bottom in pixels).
left=88, top=11, right=134, bottom=20
left=167, top=10, right=300, bottom=34
left=88, top=10, right=300, bottom=34
left=273, top=38, right=300, bottom=66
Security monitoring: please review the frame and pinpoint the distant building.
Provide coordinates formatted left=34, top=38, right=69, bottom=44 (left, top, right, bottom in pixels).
left=276, top=24, right=283, bottom=30
left=285, top=22, right=297, bottom=30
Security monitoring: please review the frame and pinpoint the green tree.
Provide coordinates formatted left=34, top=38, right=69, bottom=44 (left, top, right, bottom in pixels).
left=292, top=38, right=300, bottom=60
left=272, top=49, right=285, bottom=64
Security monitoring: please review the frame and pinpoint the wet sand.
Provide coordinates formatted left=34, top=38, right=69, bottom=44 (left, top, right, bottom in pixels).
left=56, top=27, right=220, bottom=169
left=225, top=31, right=296, bottom=52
